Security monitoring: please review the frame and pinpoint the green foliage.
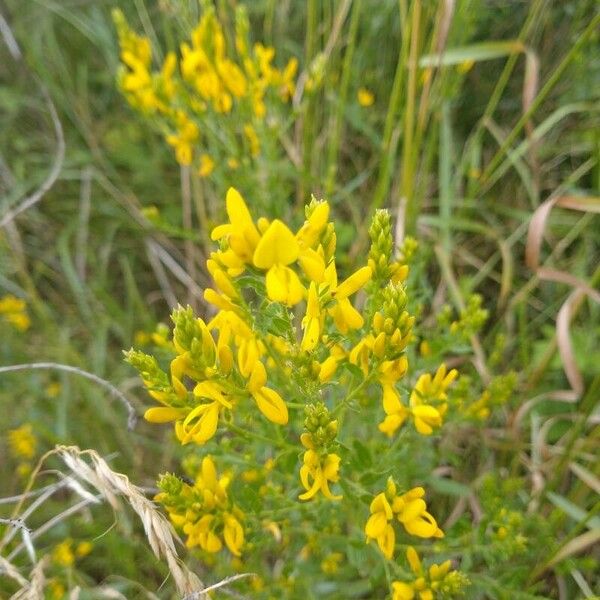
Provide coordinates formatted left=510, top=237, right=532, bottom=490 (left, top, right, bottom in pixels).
left=1, top=0, right=599, bottom=598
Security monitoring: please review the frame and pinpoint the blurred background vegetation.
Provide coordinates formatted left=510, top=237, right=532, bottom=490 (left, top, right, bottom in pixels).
left=1, top=0, right=599, bottom=598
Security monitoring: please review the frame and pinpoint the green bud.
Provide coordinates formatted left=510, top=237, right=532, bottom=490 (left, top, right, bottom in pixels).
left=158, top=472, right=184, bottom=496
left=368, top=209, right=394, bottom=280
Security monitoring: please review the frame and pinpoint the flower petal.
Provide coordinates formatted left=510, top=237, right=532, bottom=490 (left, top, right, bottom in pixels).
left=253, top=387, right=288, bottom=424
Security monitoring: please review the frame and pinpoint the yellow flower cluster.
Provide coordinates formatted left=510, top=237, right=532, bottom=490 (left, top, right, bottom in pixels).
left=299, top=403, right=341, bottom=501
left=126, top=189, right=463, bottom=571
left=8, top=423, right=36, bottom=459
left=0, top=294, right=30, bottom=331
left=365, top=478, right=443, bottom=560
left=380, top=364, right=458, bottom=437
left=156, top=457, right=244, bottom=556
left=392, top=546, right=468, bottom=600
left=52, top=539, right=93, bottom=568
left=113, top=4, right=297, bottom=170
left=8, top=423, right=37, bottom=478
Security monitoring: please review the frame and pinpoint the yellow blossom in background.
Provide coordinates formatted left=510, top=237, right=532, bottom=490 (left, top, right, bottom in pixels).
left=52, top=539, right=76, bottom=567
left=0, top=294, right=31, bottom=331
left=76, top=541, right=93, bottom=557
left=45, top=381, right=62, bottom=398
left=243, top=123, right=260, bottom=157
left=48, top=579, right=66, bottom=600
left=8, top=424, right=37, bottom=460
left=198, top=153, right=215, bottom=177
left=321, top=552, right=344, bottom=574
left=114, top=5, right=297, bottom=169
left=357, top=87, right=375, bottom=107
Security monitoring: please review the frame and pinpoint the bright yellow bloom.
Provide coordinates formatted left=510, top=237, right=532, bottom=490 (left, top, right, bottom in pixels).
left=365, top=492, right=396, bottom=559
left=392, top=487, right=444, bottom=539
left=296, top=200, right=330, bottom=250
left=301, top=282, right=322, bottom=351
left=299, top=450, right=342, bottom=501
left=357, top=87, right=375, bottom=107
left=247, top=359, right=289, bottom=425
left=378, top=385, right=410, bottom=437
left=392, top=546, right=466, bottom=600
left=319, top=344, right=346, bottom=382
left=8, top=424, right=37, bottom=460
left=365, top=481, right=443, bottom=559
left=325, top=263, right=372, bottom=333
left=174, top=380, right=232, bottom=445
left=211, top=187, right=260, bottom=267
left=409, top=364, right=458, bottom=435
left=161, top=457, right=245, bottom=556
left=253, top=219, right=304, bottom=306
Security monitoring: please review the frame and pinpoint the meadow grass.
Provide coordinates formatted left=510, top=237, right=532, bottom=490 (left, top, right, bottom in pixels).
left=1, top=1, right=599, bottom=598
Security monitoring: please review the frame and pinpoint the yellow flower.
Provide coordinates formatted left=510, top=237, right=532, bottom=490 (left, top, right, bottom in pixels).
left=301, top=282, right=322, bottom=351
left=325, top=263, right=372, bottom=333
left=0, top=295, right=31, bottom=331
left=357, top=87, right=375, bottom=107
left=166, top=112, right=199, bottom=165
left=378, top=385, right=410, bottom=437
left=174, top=380, right=232, bottom=445
left=392, top=546, right=465, bottom=600
left=223, top=512, right=245, bottom=556
left=365, top=481, right=443, bottom=559
left=297, top=201, right=330, bottom=245
left=392, top=487, right=444, bottom=539
left=253, top=219, right=304, bottom=306
left=243, top=123, right=260, bottom=157
left=409, top=364, right=457, bottom=435
left=52, top=539, right=75, bottom=567
left=319, top=344, right=346, bottom=382
left=8, top=424, right=37, bottom=460
left=211, top=187, right=260, bottom=267
left=76, top=541, right=93, bottom=557
left=246, top=359, right=289, bottom=425
left=159, top=457, right=245, bottom=556
left=198, top=153, right=215, bottom=177
left=365, top=492, right=395, bottom=559
left=299, top=450, right=342, bottom=501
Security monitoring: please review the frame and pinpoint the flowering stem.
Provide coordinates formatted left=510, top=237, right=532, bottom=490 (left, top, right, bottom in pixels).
left=226, top=422, right=295, bottom=451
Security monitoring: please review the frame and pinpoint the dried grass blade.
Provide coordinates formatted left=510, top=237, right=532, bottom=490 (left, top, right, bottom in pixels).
left=55, top=446, right=204, bottom=597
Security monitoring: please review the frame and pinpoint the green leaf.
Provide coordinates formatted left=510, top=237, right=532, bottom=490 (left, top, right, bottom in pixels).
left=546, top=491, right=600, bottom=530
left=426, top=475, right=471, bottom=497
left=419, top=41, right=524, bottom=67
